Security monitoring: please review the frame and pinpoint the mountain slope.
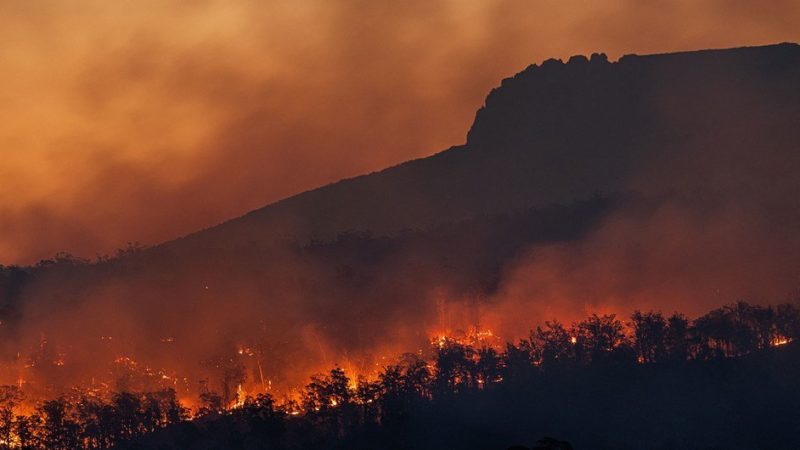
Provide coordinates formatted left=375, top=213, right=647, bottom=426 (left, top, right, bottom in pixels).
left=164, top=43, right=800, bottom=253
left=2, top=43, right=800, bottom=397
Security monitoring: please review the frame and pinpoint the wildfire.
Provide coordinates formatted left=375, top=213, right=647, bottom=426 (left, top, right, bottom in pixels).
left=771, top=337, right=791, bottom=347
left=114, top=356, right=137, bottom=365
left=430, top=328, right=502, bottom=349
left=237, top=346, right=255, bottom=356
left=232, top=384, right=246, bottom=409
left=0, top=300, right=793, bottom=426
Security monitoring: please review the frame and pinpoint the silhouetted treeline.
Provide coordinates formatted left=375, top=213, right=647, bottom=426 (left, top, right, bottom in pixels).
left=0, top=300, right=796, bottom=449
left=0, top=198, right=614, bottom=312
left=0, top=388, right=186, bottom=450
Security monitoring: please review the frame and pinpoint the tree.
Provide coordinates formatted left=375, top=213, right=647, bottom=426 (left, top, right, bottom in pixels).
left=433, top=339, right=475, bottom=395
left=38, top=397, right=80, bottom=450
left=236, top=393, right=284, bottom=446
left=693, top=303, right=766, bottom=358
left=155, top=389, right=188, bottom=426
left=0, top=385, right=23, bottom=449
left=302, top=367, right=355, bottom=437
left=74, top=394, right=113, bottom=449
left=775, top=303, right=800, bottom=342
left=353, top=377, right=380, bottom=425
left=111, top=392, right=143, bottom=442
left=14, top=414, right=41, bottom=450
left=664, top=313, right=690, bottom=362
left=401, top=357, right=431, bottom=401
left=630, top=311, right=668, bottom=363
left=377, top=365, right=404, bottom=423
left=199, top=390, right=223, bottom=416
left=576, top=314, right=628, bottom=364
left=530, top=321, right=575, bottom=369
left=475, top=347, right=503, bottom=387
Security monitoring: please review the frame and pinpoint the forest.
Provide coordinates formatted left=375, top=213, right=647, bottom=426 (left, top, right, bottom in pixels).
left=0, top=300, right=797, bottom=449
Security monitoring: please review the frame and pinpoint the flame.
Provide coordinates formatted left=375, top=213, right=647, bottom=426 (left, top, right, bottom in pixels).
left=430, top=328, right=502, bottom=350
left=772, top=337, right=791, bottom=347
left=0, top=301, right=794, bottom=420
left=232, top=384, right=246, bottom=409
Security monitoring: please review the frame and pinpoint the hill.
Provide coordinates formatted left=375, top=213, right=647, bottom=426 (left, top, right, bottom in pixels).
left=164, top=43, right=800, bottom=253
left=1, top=43, right=799, bottom=402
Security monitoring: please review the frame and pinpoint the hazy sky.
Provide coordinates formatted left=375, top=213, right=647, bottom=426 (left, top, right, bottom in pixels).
left=1, top=0, right=799, bottom=264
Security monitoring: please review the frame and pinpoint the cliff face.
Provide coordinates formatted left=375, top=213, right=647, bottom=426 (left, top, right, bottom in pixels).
left=468, top=44, right=800, bottom=148
left=163, top=43, right=800, bottom=252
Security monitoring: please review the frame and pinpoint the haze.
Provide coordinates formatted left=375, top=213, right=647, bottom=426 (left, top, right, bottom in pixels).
left=2, top=0, right=799, bottom=264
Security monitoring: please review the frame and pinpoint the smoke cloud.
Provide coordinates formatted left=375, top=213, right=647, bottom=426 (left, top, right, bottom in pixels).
left=2, top=0, right=799, bottom=264
left=1, top=1, right=799, bottom=409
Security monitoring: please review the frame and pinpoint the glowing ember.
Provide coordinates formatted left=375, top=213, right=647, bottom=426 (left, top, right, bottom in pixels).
left=772, top=337, right=791, bottom=347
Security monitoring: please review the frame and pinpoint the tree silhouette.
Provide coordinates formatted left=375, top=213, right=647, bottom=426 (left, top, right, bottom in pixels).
left=38, top=398, right=80, bottom=450
left=302, top=367, right=355, bottom=437
left=664, top=313, right=690, bottom=362
left=530, top=321, right=574, bottom=369
left=433, top=339, right=475, bottom=395
left=775, top=303, right=800, bottom=342
left=475, top=347, right=503, bottom=387
left=630, top=311, right=667, bottom=363
left=502, top=340, right=536, bottom=384
left=0, top=386, right=23, bottom=449
left=576, top=314, right=628, bottom=364
left=14, top=414, right=40, bottom=450
left=401, top=356, right=431, bottom=400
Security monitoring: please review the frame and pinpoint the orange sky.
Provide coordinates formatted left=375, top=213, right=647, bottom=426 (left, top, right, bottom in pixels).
left=1, top=0, right=799, bottom=264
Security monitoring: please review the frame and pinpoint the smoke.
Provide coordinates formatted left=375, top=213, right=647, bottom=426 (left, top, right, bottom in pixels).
left=2, top=0, right=800, bottom=264
left=486, top=72, right=800, bottom=337
left=1, top=1, right=799, bottom=408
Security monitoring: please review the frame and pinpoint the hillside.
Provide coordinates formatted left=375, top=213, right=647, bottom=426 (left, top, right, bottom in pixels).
left=1, top=43, right=799, bottom=404
left=164, top=43, right=800, bottom=253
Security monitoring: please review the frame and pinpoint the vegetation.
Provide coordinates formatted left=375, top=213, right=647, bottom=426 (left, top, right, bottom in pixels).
left=0, top=301, right=795, bottom=449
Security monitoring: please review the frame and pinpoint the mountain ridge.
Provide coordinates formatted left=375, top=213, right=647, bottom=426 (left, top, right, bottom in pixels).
left=159, top=42, right=800, bottom=255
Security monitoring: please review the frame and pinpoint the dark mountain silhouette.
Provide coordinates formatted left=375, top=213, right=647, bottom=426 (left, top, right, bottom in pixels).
left=162, top=43, right=800, bottom=254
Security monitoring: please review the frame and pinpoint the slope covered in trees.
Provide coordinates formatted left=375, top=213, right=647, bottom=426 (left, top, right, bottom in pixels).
left=0, top=301, right=796, bottom=449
